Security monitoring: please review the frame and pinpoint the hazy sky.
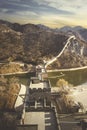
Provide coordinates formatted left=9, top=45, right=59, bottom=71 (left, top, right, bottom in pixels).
left=0, top=0, right=87, bottom=28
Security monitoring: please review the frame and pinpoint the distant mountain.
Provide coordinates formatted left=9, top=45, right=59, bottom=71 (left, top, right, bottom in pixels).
left=55, top=25, right=87, bottom=42
left=73, top=26, right=85, bottom=31
left=77, top=29, right=87, bottom=41
left=0, top=20, right=87, bottom=69
left=58, top=26, right=73, bottom=32
left=37, top=24, right=52, bottom=31
left=57, top=26, right=85, bottom=32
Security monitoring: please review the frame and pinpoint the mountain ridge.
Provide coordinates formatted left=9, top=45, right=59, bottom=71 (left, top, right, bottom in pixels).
left=0, top=19, right=87, bottom=69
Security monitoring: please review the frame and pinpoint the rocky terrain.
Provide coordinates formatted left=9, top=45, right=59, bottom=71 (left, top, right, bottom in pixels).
left=0, top=20, right=87, bottom=69
left=47, top=37, right=87, bottom=69
left=0, top=20, right=68, bottom=65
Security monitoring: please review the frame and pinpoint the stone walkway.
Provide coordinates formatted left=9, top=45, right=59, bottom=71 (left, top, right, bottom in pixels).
left=24, top=111, right=58, bottom=130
